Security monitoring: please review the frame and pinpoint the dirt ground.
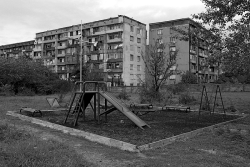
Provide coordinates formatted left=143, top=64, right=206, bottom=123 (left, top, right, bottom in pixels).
left=1, top=92, right=250, bottom=166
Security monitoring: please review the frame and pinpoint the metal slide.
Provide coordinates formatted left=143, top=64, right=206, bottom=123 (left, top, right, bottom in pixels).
left=99, top=91, right=150, bottom=129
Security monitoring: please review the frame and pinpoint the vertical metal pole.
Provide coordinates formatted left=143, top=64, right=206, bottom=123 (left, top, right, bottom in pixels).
left=212, top=85, right=218, bottom=114
left=105, top=99, right=107, bottom=122
left=198, top=85, right=204, bottom=118
left=94, top=93, right=96, bottom=121
left=97, top=84, right=100, bottom=124
left=218, top=85, right=226, bottom=116
left=80, top=20, right=83, bottom=92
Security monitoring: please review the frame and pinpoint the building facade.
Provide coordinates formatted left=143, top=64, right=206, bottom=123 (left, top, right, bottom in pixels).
left=0, top=40, right=35, bottom=60
left=34, top=15, right=147, bottom=86
left=149, top=18, right=218, bottom=84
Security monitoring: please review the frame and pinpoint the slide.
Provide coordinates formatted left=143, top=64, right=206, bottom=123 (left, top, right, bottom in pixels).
left=99, top=91, right=150, bottom=129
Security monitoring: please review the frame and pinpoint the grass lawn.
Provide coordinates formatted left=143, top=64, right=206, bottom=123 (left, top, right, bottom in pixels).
left=0, top=123, right=94, bottom=167
left=0, top=91, right=250, bottom=166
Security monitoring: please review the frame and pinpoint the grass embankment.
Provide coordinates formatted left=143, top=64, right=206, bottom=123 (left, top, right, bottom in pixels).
left=0, top=124, right=94, bottom=167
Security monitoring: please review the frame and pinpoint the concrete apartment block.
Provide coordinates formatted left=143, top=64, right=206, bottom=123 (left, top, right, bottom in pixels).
left=34, top=15, right=147, bottom=86
left=149, top=18, right=219, bottom=84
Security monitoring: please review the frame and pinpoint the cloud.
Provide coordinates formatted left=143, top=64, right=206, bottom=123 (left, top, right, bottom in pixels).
left=0, top=0, right=205, bottom=45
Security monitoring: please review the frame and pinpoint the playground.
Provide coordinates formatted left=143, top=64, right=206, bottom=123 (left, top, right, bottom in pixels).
left=1, top=82, right=250, bottom=166
left=15, top=82, right=243, bottom=146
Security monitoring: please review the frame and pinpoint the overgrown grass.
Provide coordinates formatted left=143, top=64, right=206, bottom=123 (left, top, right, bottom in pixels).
left=0, top=124, right=94, bottom=167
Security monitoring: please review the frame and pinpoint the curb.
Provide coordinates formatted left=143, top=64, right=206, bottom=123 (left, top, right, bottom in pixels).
left=6, top=111, right=138, bottom=152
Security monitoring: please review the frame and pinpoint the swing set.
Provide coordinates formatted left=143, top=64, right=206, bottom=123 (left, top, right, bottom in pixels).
left=198, top=84, right=226, bottom=118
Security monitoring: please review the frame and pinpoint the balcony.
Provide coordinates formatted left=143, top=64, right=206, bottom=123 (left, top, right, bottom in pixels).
left=106, top=28, right=123, bottom=34
left=107, top=38, right=122, bottom=43
left=107, top=48, right=123, bottom=53
left=57, top=53, right=65, bottom=57
left=190, top=58, right=196, bottom=64
left=43, top=55, right=55, bottom=59
left=107, top=58, right=123, bottom=63
left=57, top=45, right=67, bottom=49
left=43, top=39, right=56, bottom=43
left=57, top=36, right=68, bottom=41
left=87, top=59, right=104, bottom=64
left=57, top=61, right=66, bottom=65
left=57, top=69, right=67, bottom=73
left=106, top=68, right=123, bottom=73
left=190, top=49, right=196, bottom=54
left=44, top=46, right=55, bottom=51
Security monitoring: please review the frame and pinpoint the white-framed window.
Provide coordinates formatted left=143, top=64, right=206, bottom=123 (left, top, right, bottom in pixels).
left=157, top=29, right=163, bottom=35
left=137, top=28, right=141, bottom=34
left=130, top=54, right=134, bottom=61
left=130, top=64, right=133, bottom=70
left=130, top=25, right=134, bottom=32
left=137, top=56, right=141, bottom=62
left=137, top=46, right=141, bottom=53
left=137, top=38, right=141, bottom=43
left=137, top=65, right=141, bottom=71
left=130, top=36, right=134, bottom=41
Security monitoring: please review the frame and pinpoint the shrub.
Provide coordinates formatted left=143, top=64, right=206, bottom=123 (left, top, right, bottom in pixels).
left=117, top=87, right=130, bottom=100
left=181, top=71, right=197, bottom=84
left=166, top=83, right=186, bottom=95
left=178, top=91, right=196, bottom=104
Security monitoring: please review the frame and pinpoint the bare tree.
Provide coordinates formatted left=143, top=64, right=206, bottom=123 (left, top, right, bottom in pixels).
left=142, top=41, right=178, bottom=92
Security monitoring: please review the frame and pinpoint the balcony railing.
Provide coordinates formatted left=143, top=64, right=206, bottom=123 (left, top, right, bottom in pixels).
left=190, top=49, right=196, bottom=54
left=106, top=68, right=123, bottom=73
left=57, top=53, right=66, bottom=57
left=57, top=69, right=67, bottom=73
left=107, top=38, right=122, bottom=43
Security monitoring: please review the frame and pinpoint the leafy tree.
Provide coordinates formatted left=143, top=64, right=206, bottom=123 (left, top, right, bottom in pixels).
left=193, top=0, right=250, bottom=76
left=0, top=57, right=60, bottom=95
left=181, top=71, right=197, bottom=84
left=142, top=41, right=178, bottom=92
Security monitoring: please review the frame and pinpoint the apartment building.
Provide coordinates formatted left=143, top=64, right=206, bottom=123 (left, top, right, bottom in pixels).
left=149, top=18, right=218, bottom=83
left=0, top=40, right=35, bottom=60
left=34, top=15, right=146, bottom=86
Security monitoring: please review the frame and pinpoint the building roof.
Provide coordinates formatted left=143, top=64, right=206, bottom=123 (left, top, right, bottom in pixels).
left=0, top=40, right=35, bottom=49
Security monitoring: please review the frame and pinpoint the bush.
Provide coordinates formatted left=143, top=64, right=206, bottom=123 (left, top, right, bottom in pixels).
left=181, top=71, right=197, bottom=84
left=166, top=83, right=186, bottom=95
left=117, top=87, right=130, bottom=100
left=178, top=91, right=196, bottom=104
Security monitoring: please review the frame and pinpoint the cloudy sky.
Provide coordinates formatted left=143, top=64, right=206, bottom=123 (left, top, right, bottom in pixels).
left=0, top=0, right=205, bottom=45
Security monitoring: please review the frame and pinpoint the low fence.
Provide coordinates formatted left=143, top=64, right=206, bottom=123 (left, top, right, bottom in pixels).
left=107, top=84, right=250, bottom=93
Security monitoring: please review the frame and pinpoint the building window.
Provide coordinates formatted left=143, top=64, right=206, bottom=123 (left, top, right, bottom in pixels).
left=76, top=31, right=79, bottom=35
left=157, top=29, right=163, bottom=35
left=130, top=74, right=134, bottom=80
left=170, top=37, right=176, bottom=43
left=130, top=25, right=134, bottom=32
left=130, top=36, right=134, bottom=41
left=157, top=38, right=163, bottom=44
left=70, top=32, right=73, bottom=36
left=130, top=64, right=133, bottom=70
left=130, top=54, right=134, bottom=61
left=137, top=65, right=141, bottom=71
left=137, top=56, right=141, bottom=62
left=137, top=47, right=141, bottom=53
left=137, top=38, right=141, bottom=43
left=137, top=28, right=141, bottom=34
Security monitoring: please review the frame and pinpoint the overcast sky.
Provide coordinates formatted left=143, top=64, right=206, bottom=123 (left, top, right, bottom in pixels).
left=0, top=0, right=205, bottom=45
